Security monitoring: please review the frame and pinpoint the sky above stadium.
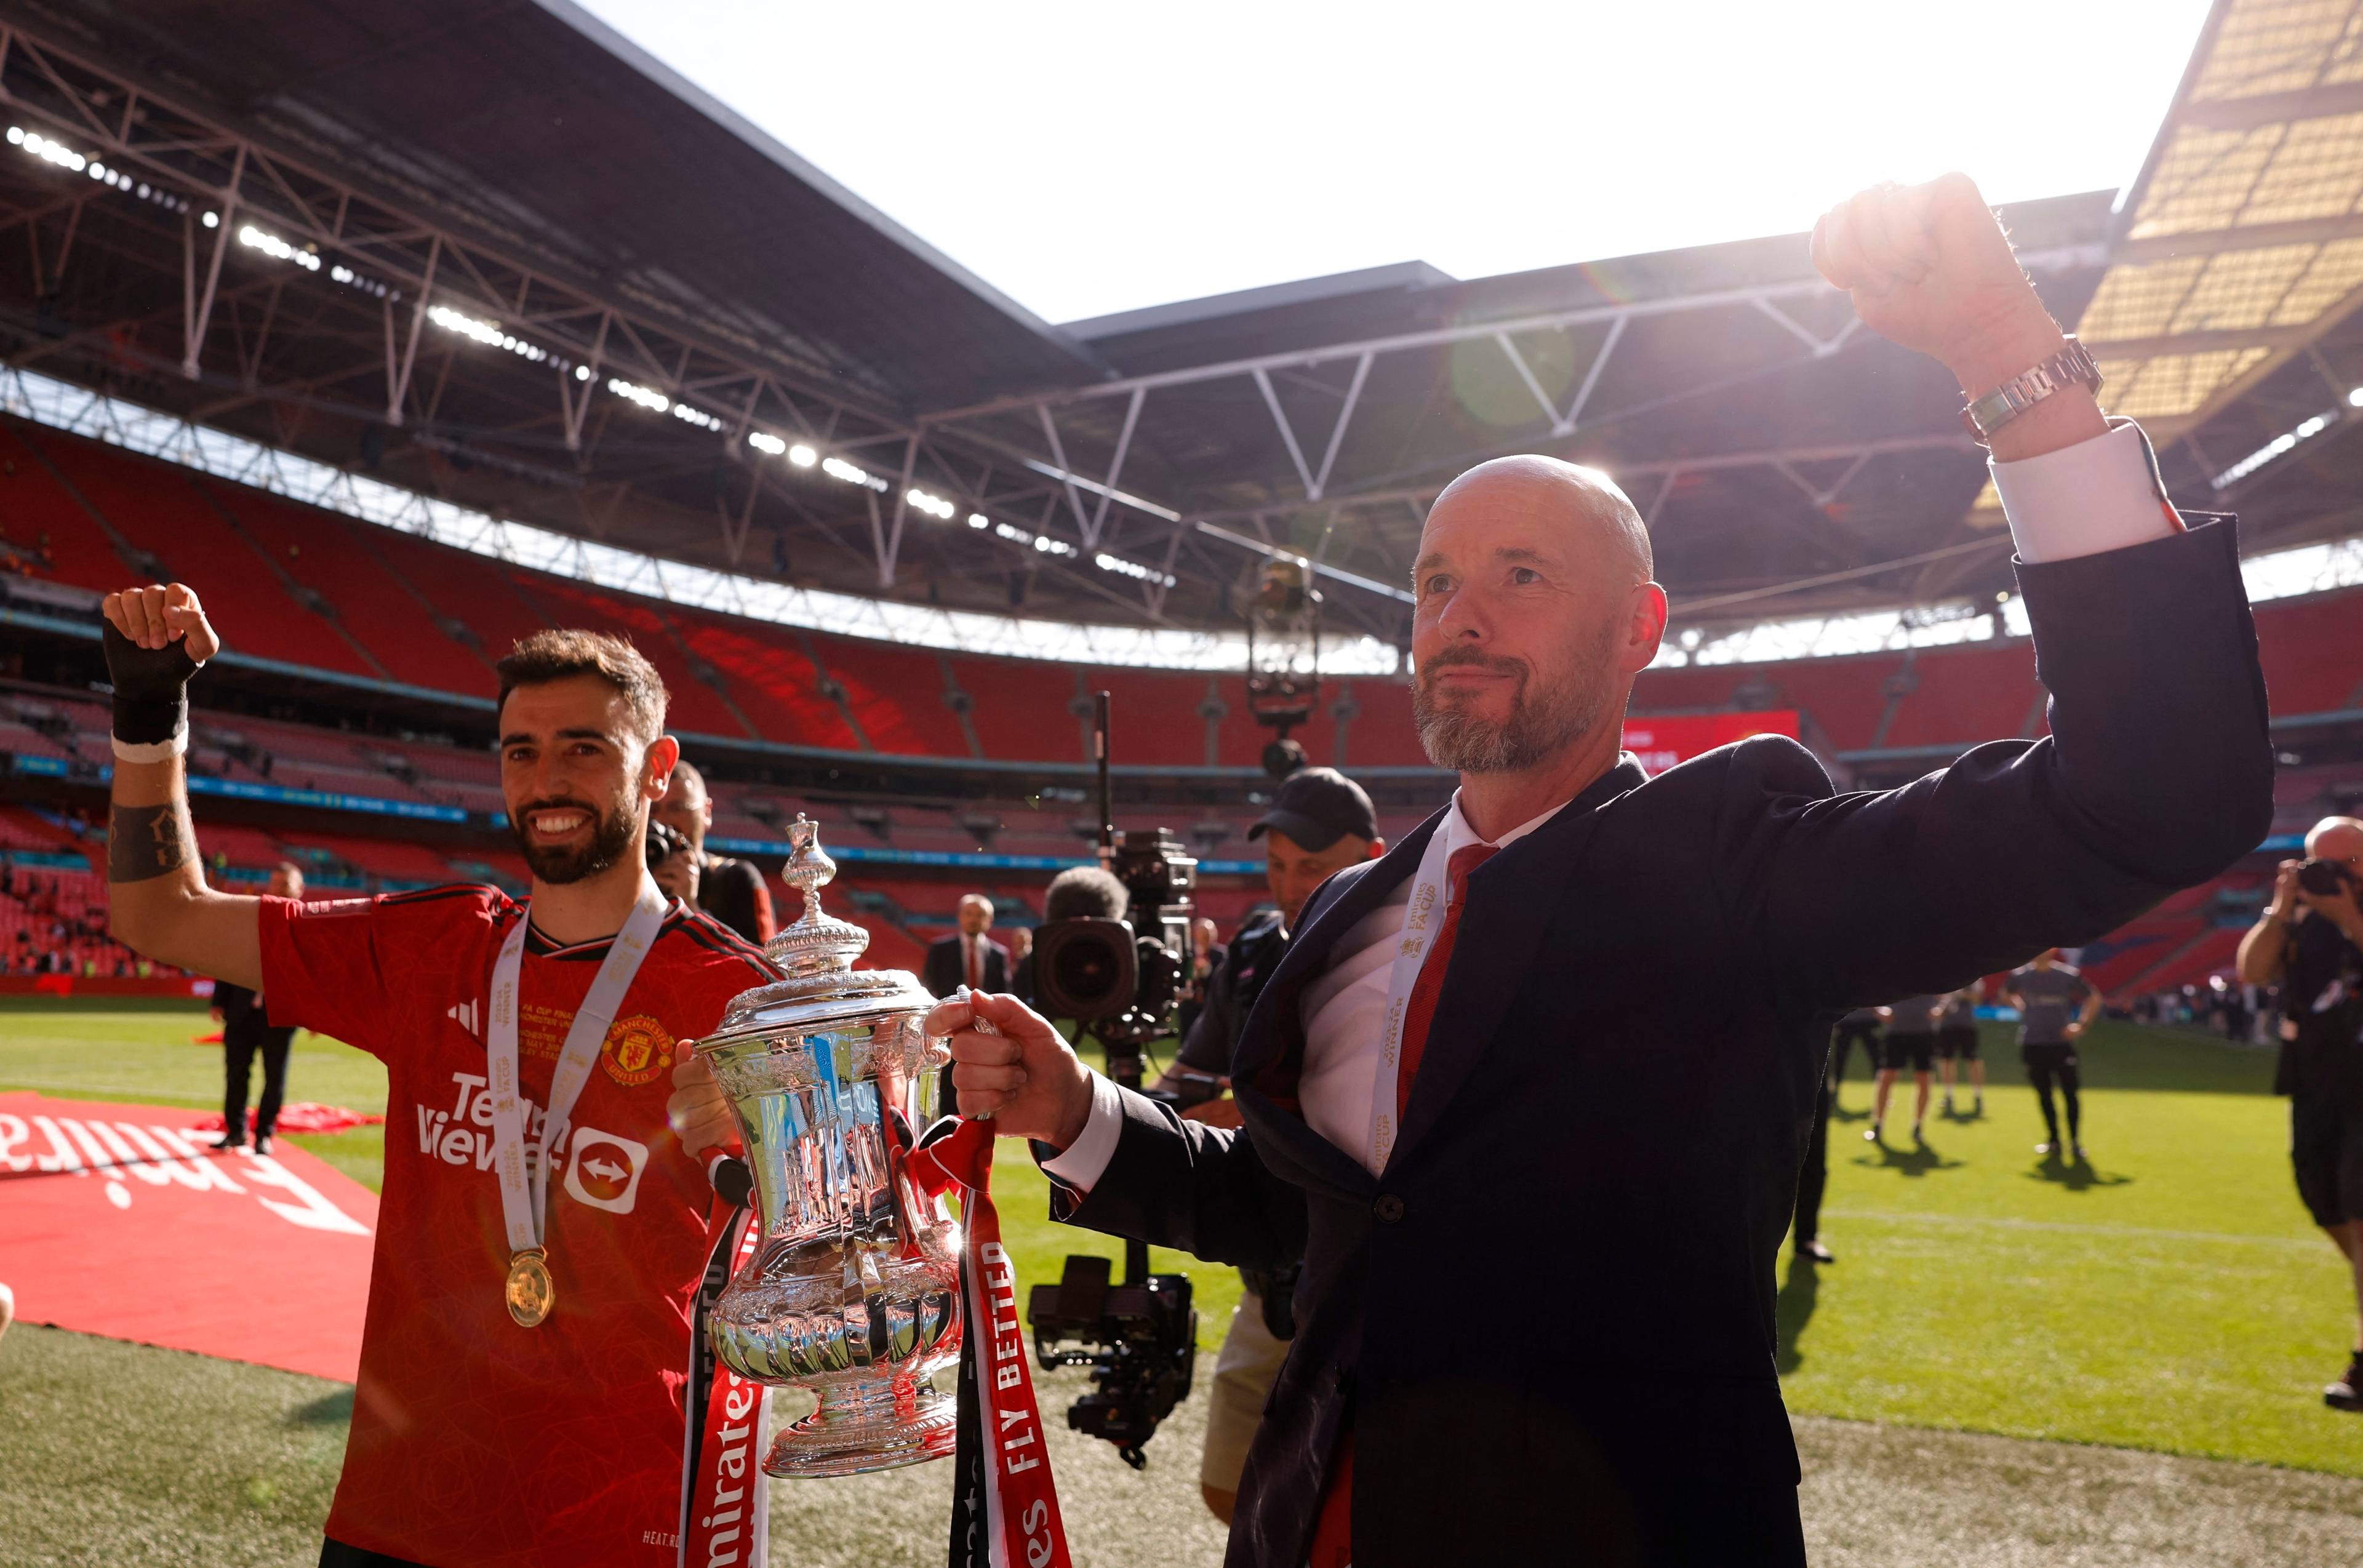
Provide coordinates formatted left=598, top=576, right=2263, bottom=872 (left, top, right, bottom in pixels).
left=576, top=0, right=2215, bottom=327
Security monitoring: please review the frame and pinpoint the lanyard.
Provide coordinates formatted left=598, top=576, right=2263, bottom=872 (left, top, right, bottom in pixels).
left=1362, top=822, right=1457, bottom=1175
left=487, top=883, right=668, bottom=1267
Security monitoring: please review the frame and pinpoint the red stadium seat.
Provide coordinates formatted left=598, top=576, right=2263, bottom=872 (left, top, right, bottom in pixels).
left=508, top=576, right=754, bottom=740
left=205, top=486, right=494, bottom=697
left=0, top=425, right=134, bottom=591
left=33, top=438, right=378, bottom=679
left=1880, top=643, right=2044, bottom=750
left=2252, top=590, right=2363, bottom=718
left=367, top=530, right=556, bottom=669
left=810, top=636, right=975, bottom=758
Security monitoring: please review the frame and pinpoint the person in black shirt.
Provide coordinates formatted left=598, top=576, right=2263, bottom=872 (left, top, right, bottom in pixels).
left=2239, top=815, right=2363, bottom=1410
left=210, top=861, right=303, bottom=1154
left=2004, top=951, right=2100, bottom=1158
left=1935, top=985, right=1985, bottom=1118
left=1829, top=1005, right=1882, bottom=1111
left=1868, top=994, right=1941, bottom=1144
left=1153, top=767, right=1383, bottom=1525
left=650, top=759, right=775, bottom=944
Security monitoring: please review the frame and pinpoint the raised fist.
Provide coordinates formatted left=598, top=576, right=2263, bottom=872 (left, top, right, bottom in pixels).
left=1810, top=173, right=2066, bottom=399
left=102, top=582, right=220, bottom=662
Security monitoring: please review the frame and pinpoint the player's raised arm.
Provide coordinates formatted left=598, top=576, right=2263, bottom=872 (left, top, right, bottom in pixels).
left=100, top=583, right=264, bottom=990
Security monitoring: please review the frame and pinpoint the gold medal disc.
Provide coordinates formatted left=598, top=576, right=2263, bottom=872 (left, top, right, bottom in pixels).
left=505, top=1249, right=554, bottom=1327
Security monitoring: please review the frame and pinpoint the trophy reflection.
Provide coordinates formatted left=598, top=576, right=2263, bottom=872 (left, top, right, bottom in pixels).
left=695, top=817, right=962, bottom=1476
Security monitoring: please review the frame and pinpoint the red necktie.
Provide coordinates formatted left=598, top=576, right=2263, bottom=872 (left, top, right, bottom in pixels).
left=966, top=936, right=982, bottom=990
left=1308, top=840, right=1496, bottom=1567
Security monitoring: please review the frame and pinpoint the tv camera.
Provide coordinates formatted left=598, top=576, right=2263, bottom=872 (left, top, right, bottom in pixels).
left=1023, top=690, right=1201, bottom=1468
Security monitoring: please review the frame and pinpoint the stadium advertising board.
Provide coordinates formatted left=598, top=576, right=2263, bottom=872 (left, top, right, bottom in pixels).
left=1621, top=710, right=1799, bottom=774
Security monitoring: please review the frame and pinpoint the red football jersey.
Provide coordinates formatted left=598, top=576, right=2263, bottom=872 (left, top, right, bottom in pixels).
left=260, top=885, right=776, bottom=1568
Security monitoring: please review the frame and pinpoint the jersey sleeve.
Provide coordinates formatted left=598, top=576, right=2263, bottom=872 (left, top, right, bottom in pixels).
left=258, top=888, right=492, bottom=1060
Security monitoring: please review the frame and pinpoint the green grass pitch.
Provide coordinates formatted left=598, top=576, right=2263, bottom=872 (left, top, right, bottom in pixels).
left=4, top=1000, right=2359, bottom=1565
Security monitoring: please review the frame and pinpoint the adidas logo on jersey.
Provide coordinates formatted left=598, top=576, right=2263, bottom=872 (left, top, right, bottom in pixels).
left=446, top=1001, right=480, bottom=1036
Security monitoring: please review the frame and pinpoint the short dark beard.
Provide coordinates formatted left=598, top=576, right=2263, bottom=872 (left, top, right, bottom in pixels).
left=511, top=794, right=641, bottom=886
left=1413, top=627, right=1618, bottom=774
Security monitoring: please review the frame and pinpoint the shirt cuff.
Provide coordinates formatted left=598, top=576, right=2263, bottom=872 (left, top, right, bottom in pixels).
left=1036, top=1069, right=1124, bottom=1193
left=1989, top=422, right=2179, bottom=565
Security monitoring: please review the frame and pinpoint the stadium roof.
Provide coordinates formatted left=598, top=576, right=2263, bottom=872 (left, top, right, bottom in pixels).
left=1, top=0, right=2360, bottom=655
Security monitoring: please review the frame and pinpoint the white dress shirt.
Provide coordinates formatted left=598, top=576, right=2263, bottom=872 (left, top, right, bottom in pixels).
left=1042, top=422, right=2179, bottom=1191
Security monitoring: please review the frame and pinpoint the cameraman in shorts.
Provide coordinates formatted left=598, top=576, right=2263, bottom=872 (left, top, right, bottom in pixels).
left=2239, top=815, right=2363, bottom=1410
left=1150, top=767, right=1383, bottom=1524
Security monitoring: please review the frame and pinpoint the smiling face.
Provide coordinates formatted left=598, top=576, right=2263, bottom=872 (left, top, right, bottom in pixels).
left=499, top=674, right=680, bottom=887
left=1410, top=457, right=1666, bottom=775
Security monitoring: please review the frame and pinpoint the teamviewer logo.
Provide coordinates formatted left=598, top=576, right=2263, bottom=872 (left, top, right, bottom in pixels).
left=563, top=1126, right=649, bottom=1215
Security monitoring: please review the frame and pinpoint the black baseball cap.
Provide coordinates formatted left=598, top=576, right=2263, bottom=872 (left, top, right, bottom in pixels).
left=1248, top=767, right=1378, bottom=853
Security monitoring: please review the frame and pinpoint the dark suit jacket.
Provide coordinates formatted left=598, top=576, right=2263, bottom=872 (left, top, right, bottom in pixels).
left=923, top=932, right=1009, bottom=999
left=1055, top=522, right=2274, bottom=1568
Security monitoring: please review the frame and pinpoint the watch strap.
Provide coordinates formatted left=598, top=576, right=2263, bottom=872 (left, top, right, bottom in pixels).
left=1960, top=336, right=2103, bottom=444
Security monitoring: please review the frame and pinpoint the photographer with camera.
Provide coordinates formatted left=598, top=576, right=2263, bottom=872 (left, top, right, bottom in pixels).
left=1152, top=767, right=1385, bottom=1524
left=2239, top=815, right=2363, bottom=1410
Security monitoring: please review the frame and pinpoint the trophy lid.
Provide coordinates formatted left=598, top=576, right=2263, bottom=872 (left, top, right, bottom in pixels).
left=711, top=814, right=933, bottom=1038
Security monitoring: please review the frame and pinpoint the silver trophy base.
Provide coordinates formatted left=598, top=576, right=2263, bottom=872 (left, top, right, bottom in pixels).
left=764, top=1377, right=958, bottom=1478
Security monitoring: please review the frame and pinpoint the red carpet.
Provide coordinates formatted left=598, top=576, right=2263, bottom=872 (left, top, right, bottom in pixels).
left=0, top=1092, right=377, bottom=1382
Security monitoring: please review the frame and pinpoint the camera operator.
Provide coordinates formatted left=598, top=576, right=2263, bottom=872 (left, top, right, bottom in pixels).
left=2239, top=815, right=2363, bottom=1410
left=1151, top=767, right=1384, bottom=1525
left=649, top=758, right=775, bottom=943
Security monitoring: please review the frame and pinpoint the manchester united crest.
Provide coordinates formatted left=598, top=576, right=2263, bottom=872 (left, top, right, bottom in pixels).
left=601, top=1014, right=674, bottom=1087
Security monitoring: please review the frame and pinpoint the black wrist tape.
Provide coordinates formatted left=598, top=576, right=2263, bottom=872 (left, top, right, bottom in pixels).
left=102, top=620, right=201, bottom=746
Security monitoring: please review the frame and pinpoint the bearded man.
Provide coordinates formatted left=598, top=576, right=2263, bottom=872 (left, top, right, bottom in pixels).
left=913, top=175, right=2275, bottom=1566
left=102, top=610, right=775, bottom=1568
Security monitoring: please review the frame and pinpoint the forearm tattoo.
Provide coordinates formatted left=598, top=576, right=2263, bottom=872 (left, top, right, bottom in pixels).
left=109, top=802, right=193, bottom=883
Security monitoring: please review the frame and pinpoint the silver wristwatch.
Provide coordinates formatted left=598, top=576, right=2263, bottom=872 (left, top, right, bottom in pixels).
left=1958, top=336, right=2103, bottom=444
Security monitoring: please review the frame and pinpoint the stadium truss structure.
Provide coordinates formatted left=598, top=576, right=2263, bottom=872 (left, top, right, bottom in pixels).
left=0, top=0, right=2358, bottom=664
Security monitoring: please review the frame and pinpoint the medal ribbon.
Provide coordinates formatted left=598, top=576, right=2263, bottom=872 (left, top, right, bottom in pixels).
left=905, top=1118, right=1072, bottom=1568
left=486, top=882, right=670, bottom=1264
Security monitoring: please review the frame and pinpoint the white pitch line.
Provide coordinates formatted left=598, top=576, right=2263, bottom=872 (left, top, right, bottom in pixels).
left=1823, top=1209, right=2325, bottom=1252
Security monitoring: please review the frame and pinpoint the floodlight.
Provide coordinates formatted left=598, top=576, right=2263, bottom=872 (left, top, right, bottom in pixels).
left=202, top=211, right=217, bottom=228
left=748, top=432, right=786, bottom=456
left=4, top=127, right=20, bottom=145
left=967, top=513, right=988, bottom=529
left=788, top=444, right=817, bottom=467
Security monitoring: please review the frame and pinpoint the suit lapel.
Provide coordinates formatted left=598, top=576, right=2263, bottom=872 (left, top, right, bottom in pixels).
left=1228, top=810, right=1445, bottom=1196
left=1228, top=809, right=1444, bottom=1087
left=1389, top=760, right=1644, bottom=1166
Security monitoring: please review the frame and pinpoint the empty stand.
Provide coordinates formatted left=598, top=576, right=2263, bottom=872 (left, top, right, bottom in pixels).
left=206, top=485, right=494, bottom=696
left=510, top=576, right=753, bottom=740
left=2252, top=588, right=2363, bottom=718
left=1879, top=644, right=2042, bottom=750
left=810, top=635, right=974, bottom=758
left=668, top=607, right=862, bottom=752
left=951, top=654, right=1085, bottom=762
left=0, top=423, right=135, bottom=590
left=368, top=529, right=556, bottom=669
left=30, top=436, right=378, bottom=679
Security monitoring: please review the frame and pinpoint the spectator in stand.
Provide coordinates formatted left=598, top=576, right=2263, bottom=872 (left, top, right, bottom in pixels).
left=210, top=861, right=305, bottom=1154
left=648, top=759, right=775, bottom=945
left=924, top=894, right=1009, bottom=1000
left=2238, top=815, right=2363, bottom=1411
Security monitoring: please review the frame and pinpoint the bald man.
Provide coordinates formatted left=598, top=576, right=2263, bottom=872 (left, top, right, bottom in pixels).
left=2240, top=815, right=2363, bottom=1409
left=700, top=175, right=2276, bottom=1567
left=923, top=892, right=1009, bottom=998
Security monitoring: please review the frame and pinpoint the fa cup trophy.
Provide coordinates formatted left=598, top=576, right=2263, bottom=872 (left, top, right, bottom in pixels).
left=695, top=816, right=962, bottom=1476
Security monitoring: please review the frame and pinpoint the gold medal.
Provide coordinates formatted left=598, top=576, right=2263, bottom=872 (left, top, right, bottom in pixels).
left=505, top=1247, right=554, bottom=1327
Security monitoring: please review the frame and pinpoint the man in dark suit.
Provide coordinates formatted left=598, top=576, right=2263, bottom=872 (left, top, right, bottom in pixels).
left=211, top=860, right=303, bottom=1154
left=922, top=892, right=1008, bottom=999
left=918, top=174, right=2271, bottom=1566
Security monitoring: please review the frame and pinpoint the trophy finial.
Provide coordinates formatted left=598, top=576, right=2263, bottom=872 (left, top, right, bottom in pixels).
left=764, top=814, right=870, bottom=978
